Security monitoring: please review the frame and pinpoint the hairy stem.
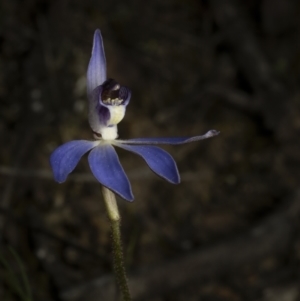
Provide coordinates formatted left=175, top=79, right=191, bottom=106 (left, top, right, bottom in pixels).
left=101, top=186, right=132, bottom=301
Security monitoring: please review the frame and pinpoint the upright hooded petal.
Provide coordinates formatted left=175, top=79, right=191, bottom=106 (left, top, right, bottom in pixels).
left=117, top=130, right=220, bottom=145
left=87, top=30, right=107, bottom=133
left=88, top=144, right=134, bottom=201
left=50, top=140, right=98, bottom=183
left=87, top=29, right=107, bottom=97
left=114, top=143, right=180, bottom=184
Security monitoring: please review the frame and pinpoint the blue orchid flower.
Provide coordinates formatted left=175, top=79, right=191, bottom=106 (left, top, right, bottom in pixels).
left=50, top=29, right=219, bottom=201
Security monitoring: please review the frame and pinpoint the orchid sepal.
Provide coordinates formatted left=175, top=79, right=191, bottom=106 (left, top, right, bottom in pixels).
left=50, top=140, right=99, bottom=183
left=114, top=143, right=180, bottom=184
left=116, top=130, right=220, bottom=145
left=88, top=144, right=134, bottom=201
left=87, top=29, right=106, bottom=97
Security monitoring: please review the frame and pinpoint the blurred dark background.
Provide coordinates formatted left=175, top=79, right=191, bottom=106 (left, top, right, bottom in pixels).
left=1, top=0, right=300, bottom=300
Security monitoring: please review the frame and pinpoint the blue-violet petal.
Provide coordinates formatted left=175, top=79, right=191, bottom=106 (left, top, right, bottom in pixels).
left=114, top=143, right=180, bottom=184
left=87, top=29, right=107, bottom=98
left=117, top=130, right=220, bottom=145
left=50, top=140, right=97, bottom=183
left=88, top=144, right=134, bottom=201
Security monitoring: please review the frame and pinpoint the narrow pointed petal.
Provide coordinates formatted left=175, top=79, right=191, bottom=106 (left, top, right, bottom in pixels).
left=87, top=29, right=107, bottom=97
left=114, top=143, right=180, bottom=184
left=88, top=144, right=134, bottom=201
left=116, top=130, right=220, bottom=145
left=50, top=140, right=98, bottom=183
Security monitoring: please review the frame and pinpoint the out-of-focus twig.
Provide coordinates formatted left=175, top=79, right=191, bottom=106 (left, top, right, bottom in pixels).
left=0, top=166, right=213, bottom=183
left=155, top=84, right=257, bottom=123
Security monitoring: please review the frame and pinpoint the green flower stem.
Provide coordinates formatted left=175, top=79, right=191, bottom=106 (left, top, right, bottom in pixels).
left=101, top=186, right=132, bottom=301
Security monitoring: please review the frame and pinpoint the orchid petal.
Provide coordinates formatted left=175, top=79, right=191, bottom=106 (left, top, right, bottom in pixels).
left=87, top=29, right=106, bottom=98
left=117, top=130, right=220, bottom=145
left=50, top=140, right=98, bottom=183
left=88, top=144, right=134, bottom=201
left=88, top=85, right=111, bottom=132
left=114, top=143, right=180, bottom=184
